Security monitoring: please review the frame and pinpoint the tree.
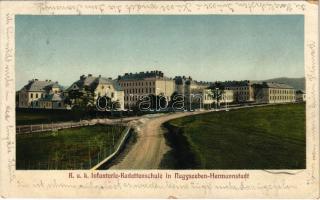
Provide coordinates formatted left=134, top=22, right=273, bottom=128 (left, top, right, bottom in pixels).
left=65, top=86, right=95, bottom=112
left=208, top=82, right=225, bottom=109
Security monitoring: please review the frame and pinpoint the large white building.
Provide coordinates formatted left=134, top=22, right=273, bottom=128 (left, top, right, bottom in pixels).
left=223, top=80, right=256, bottom=103
left=254, top=82, right=295, bottom=104
left=117, top=71, right=175, bottom=108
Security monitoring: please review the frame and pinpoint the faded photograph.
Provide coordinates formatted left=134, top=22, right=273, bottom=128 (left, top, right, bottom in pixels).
left=15, top=15, right=305, bottom=170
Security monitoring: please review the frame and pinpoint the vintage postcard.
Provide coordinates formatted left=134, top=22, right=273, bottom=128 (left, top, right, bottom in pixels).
left=0, top=0, right=319, bottom=198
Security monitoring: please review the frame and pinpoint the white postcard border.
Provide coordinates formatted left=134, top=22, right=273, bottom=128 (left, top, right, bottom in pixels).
left=0, top=1, right=318, bottom=198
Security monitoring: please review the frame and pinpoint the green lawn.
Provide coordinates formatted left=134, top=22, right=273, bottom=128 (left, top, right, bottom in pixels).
left=16, top=125, right=125, bottom=170
left=162, top=103, right=306, bottom=169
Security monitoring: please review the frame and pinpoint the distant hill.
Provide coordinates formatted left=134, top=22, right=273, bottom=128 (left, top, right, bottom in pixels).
left=262, top=77, right=305, bottom=91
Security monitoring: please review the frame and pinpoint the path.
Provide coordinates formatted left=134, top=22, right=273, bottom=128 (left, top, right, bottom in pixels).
left=109, top=110, right=211, bottom=169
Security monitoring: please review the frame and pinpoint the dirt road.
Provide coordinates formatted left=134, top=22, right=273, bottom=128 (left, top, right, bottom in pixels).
left=109, top=110, right=211, bottom=169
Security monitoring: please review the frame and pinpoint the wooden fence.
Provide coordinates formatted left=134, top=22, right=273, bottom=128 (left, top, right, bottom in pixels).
left=16, top=118, right=129, bottom=134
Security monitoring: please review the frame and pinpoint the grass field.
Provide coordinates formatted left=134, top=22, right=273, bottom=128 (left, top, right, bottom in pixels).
left=16, top=109, right=80, bottom=125
left=16, top=109, right=133, bottom=125
left=16, top=124, right=125, bottom=169
left=161, top=103, right=306, bottom=169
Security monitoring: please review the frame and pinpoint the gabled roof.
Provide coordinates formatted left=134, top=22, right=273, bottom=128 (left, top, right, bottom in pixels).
left=66, top=75, right=123, bottom=91
left=21, top=79, right=62, bottom=92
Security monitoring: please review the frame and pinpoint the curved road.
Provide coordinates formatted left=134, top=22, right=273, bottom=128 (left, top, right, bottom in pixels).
left=109, top=110, right=211, bottom=169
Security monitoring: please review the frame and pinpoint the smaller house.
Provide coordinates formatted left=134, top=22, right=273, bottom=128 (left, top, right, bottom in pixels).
left=17, top=79, right=67, bottom=109
left=295, top=90, right=306, bottom=102
left=66, top=74, right=125, bottom=110
left=39, top=93, right=68, bottom=109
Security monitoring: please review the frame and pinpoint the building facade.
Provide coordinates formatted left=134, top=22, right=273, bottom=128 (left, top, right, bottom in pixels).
left=174, top=76, right=210, bottom=107
left=117, top=71, right=175, bottom=108
left=17, top=79, right=67, bottom=109
left=223, top=80, right=255, bottom=103
left=66, top=74, right=124, bottom=110
left=254, top=82, right=295, bottom=104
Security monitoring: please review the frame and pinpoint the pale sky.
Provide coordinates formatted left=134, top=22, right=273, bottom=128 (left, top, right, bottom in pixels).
left=16, top=15, right=304, bottom=89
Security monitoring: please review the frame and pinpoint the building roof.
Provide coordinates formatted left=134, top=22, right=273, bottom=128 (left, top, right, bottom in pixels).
left=67, top=74, right=123, bottom=91
left=174, top=76, right=211, bottom=86
left=259, top=82, right=294, bottom=89
left=20, top=79, right=63, bottom=92
left=221, top=80, right=252, bottom=87
left=296, top=90, right=305, bottom=94
left=174, top=76, right=192, bottom=85
left=118, top=70, right=172, bottom=81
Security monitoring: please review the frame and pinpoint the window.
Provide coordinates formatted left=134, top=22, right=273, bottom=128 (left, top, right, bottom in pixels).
left=36, top=93, right=38, bottom=98
left=111, top=92, right=114, bottom=98
left=31, top=93, right=33, bottom=98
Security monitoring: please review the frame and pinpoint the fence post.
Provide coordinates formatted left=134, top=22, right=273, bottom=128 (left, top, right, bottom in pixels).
left=30, top=125, right=32, bottom=132
left=42, top=124, right=44, bottom=132
left=88, top=141, right=92, bottom=168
